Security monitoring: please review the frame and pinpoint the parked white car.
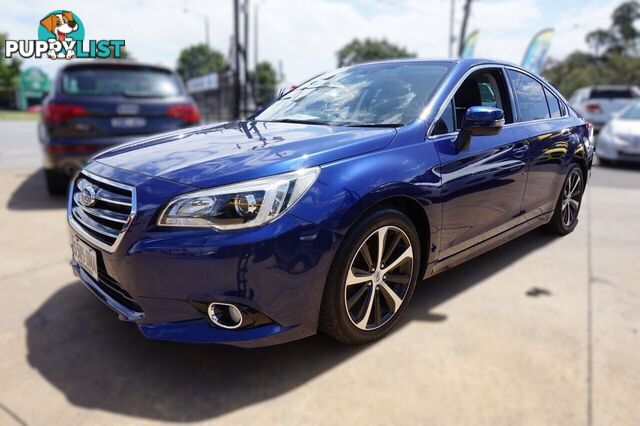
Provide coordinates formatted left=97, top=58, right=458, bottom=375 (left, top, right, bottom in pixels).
left=597, top=100, right=640, bottom=165
left=570, top=85, right=640, bottom=133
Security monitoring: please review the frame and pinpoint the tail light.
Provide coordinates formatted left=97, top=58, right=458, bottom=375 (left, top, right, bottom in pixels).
left=44, top=103, right=88, bottom=123
left=166, top=103, right=200, bottom=124
left=585, top=103, right=602, bottom=114
left=46, top=144, right=99, bottom=154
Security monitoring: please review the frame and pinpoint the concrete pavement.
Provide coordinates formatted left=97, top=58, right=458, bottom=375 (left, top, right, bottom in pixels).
left=0, top=120, right=638, bottom=425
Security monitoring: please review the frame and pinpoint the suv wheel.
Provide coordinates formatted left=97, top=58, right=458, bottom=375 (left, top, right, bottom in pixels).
left=45, top=169, right=70, bottom=196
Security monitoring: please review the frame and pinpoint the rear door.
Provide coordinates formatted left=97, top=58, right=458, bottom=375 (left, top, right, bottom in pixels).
left=506, top=69, right=574, bottom=219
left=432, top=67, right=529, bottom=259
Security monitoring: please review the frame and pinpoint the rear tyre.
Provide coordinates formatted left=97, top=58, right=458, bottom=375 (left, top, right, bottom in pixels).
left=545, top=165, right=584, bottom=236
left=45, top=169, right=70, bottom=196
left=319, top=208, right=421, bottom=344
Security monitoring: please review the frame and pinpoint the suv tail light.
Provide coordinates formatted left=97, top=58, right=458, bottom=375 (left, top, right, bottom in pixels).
left=166, top=104, right=201, bottom=124
left=44, top=103, right=88, bottom=123
left=585, top=103, right=602, bottom=114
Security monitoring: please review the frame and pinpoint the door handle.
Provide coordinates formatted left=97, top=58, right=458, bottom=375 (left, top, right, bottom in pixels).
left=513, top=144, right=529, bottom=158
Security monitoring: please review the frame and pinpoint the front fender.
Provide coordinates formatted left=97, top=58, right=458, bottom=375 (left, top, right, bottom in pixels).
left=288, top=139, right=443, bottom=256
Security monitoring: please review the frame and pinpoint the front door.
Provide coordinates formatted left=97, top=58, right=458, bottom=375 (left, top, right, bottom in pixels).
left=430, top=67, right=529, bottom=259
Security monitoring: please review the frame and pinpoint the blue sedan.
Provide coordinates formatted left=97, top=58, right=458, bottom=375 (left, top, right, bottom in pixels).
left=68, top=59, right=594, bottom=347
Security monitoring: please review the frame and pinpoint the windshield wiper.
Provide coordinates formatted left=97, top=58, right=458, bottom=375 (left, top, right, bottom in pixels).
left=344, top=123, right=404, bottom=128
left=265, top=118, right=332, bottom=126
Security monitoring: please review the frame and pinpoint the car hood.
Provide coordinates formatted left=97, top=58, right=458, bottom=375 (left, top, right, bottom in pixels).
left=93, top=121, right=397, bottom=188
left=610, top=118, right=640, bottom=136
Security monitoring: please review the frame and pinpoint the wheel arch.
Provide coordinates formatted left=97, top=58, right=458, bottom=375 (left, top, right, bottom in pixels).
left=342, top=194, right=432, bottom=280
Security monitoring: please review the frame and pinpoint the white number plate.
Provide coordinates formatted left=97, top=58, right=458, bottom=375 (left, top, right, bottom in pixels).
left=111, top=117, right=146, bottom=128
left=71, top=236, right=98, bottom=281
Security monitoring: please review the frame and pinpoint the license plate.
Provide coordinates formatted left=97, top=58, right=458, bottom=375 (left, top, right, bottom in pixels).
left=111, top=117, right=146, bottom=128
left=71, top=236, right=98, bottom=281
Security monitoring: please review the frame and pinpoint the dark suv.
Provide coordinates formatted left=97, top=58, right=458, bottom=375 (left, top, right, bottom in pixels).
left=39, top=61, right=200, bottom=194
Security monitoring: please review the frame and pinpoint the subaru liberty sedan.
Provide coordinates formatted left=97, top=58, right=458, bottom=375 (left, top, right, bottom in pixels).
left=40, top=61, right=200, bottom=195
left=68, top=59, right=593, bottom=347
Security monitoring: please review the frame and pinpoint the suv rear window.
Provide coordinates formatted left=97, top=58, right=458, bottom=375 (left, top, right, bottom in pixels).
left=62, top=66, right=182, bottom=97
left=590, top=88, right=635, bottom=99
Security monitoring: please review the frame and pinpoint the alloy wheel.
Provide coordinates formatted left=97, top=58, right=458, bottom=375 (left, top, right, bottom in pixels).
left=561, top=169, right=582, bottom=228
left=344, top=225, right=414, bottom=331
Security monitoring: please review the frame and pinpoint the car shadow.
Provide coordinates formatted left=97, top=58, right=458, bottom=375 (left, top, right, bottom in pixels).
left=25, top=229, right=554, bottom=422
left=6, top=169, right=67, bottom=210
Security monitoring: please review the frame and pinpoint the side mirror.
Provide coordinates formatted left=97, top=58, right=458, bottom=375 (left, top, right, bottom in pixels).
left=455, top=106, right=505, bottom=151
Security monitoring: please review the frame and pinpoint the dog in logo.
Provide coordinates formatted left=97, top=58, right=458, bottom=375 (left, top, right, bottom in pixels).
left=39, top=11, right=78, bottom=59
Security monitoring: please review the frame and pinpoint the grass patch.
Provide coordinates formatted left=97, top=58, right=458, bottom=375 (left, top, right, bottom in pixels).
left=0, top=110, right=39, bottom=121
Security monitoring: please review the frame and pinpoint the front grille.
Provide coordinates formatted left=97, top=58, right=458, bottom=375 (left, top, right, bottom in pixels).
left=70, top=170, right=136, bottom=251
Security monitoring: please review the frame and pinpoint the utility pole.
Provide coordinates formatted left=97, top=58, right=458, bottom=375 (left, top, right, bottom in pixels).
left=233, top=0, right=241, bottom=119
left=458, top=0, right=472, bottom=57
left=448, top=0, right=455, bottom=58
left=254, top=2, right=259, bottom=70
left=243, top=0, right=250, bottom=116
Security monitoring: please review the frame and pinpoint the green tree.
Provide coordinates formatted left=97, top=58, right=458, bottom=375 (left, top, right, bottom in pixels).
left=0, top=32, right=22, bottom=92
left=583, top=1, right=640, bottom=57
left=108, top=46, right=132, bottom=59
left=611, top=0, right=640, bottom=53
left=336, top=38, right=415, bottom=67
left=176, top=44, right=227, bottom=81
left=586, top=29, right=614, bottom=57
left=543, top=1, right=640, bottom=97
left=251, top=61, right=278, bottom=106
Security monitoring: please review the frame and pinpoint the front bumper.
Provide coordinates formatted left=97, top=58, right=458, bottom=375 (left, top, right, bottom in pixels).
left=68, top=163, right=341, bottom=347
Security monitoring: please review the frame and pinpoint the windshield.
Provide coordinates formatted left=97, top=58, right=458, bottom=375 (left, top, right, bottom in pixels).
left=255, top=62, right=451, bottom=126
left=62, top=66, right=182, bottom=97
left=620, top=101, right=640, bottom=119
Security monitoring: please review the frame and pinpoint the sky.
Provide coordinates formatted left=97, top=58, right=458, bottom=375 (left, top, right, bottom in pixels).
left=1, top=0, right=625, bottom=85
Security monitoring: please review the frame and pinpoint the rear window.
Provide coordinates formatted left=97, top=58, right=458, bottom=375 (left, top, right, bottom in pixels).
left=590, top=88, right=635, bottom=99
left=62, top=67, right=182, bottom=97
left=507, top=69, right=550, bottom=122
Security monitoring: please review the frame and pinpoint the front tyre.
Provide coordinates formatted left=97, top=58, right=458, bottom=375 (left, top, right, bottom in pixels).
left=319, top=209, right=421, bottom=344
left=546, top=165, right=584, bottom=235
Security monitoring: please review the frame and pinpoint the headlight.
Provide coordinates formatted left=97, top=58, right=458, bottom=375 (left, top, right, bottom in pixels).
left=157, top=167, right=319, bottom=230
left=615, top=133, right=635, bottom=146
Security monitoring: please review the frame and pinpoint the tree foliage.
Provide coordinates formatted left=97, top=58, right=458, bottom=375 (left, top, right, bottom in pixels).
left=0, top=32, right=22, bottom=90
left=176, top=44, right=227, bottom=81
left=336, top=38, right=415, bottom=67
left=543, top=1, right=640, bottom=97
left=251, top=61, right=278, bottom=106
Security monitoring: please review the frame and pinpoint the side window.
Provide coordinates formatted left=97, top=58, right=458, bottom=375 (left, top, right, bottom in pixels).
left=431, top=68, right=514, bottom=136
left=432, top=100, right=456, bottom=135
left=478, top=82, right=497, bottom=107
left=507, top=70, right=550, bottom=122
left=544, top=88, right=562, bottom=118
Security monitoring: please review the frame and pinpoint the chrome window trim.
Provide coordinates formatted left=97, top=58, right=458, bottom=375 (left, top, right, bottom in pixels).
left=68, top=169, right=137, bottom=253
left=426, top=64, right=570, bottom=140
